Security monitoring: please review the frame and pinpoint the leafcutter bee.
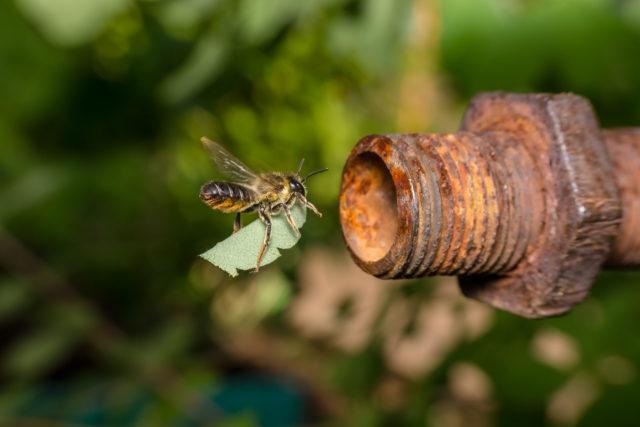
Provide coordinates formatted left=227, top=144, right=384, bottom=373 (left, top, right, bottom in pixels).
left=199, top=137, right=327, bottom=272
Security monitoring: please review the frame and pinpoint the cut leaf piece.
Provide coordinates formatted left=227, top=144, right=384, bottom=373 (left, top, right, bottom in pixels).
left=200, top=204, right=306, bottom=277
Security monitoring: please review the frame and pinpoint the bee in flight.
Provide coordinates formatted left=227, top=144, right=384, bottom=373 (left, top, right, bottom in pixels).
left=199, top=137, right=327, bottom=272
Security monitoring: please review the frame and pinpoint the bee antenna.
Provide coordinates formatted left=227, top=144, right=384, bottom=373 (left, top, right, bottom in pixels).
left=302, top=167, right=328, bottom=182
left=296, top=158, right=305, bottom=175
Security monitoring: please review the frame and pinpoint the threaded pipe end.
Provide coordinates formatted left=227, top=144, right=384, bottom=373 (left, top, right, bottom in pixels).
left=339, top=133, right=544, bottom=279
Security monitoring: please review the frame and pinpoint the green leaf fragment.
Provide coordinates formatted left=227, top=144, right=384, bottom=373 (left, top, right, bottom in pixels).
left=200, top=204, right=306, bottom=277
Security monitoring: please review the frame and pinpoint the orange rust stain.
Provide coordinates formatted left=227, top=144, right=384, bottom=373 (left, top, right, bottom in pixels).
left=340, top=152, right=398, bottom=263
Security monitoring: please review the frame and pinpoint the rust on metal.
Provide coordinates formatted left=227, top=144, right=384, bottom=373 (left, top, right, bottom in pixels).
left=603, top=129, right=640, bottom=266
left=340, top=92, right=640, bottom=318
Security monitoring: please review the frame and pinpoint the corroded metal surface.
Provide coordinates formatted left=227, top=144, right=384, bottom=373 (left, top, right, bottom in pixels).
left=340, top=92, right=638, bottom=318
left=604, top=129, right=640, bottom=266
left=339, top=131, right=543, bottom=279
left=458, top=93, right=621, bottom=317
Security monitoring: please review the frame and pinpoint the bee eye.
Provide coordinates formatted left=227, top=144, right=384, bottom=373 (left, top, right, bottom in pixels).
left=289, top=179, right=305, bottom=195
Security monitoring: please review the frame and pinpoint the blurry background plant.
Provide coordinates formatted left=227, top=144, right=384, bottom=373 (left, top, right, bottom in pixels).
left=2, top=0, right=640, bottom=426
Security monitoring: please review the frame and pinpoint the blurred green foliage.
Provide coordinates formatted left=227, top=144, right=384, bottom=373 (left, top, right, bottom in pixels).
left=1, top=0, right=640, bottom=426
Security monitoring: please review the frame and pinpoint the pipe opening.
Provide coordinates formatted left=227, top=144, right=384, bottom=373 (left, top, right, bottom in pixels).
left=340, top=152, right=398, bottom=263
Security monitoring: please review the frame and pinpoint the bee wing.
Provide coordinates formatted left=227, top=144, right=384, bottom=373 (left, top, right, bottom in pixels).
left=201, top=137, right=258, bottom=183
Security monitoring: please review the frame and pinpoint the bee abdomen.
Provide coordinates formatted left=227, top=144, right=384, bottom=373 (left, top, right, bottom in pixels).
left=199, top=181, right=255, bottom=212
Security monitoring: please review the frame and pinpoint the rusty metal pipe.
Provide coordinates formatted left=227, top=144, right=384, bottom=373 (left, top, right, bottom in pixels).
left=339, top=93, right=640, bottom=318
left=604, top=129, right=640, bottom=266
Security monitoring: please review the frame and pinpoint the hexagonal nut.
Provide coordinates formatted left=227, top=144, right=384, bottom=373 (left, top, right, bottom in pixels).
left=458, top=92, right=622, bottom=318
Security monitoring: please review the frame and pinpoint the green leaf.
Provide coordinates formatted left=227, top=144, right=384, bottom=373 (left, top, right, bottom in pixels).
left=237, top=0, right=303, bottom=44
left=0, top=166, right=65, bottom=222
left=4, top=325, right=77, bottom=379
left=159, top=31, right=229, bottom=104
left=15, top=0, right=130, bottom=47
left=3, top=303, right=95, bottom=379
left=624, top=0, right=640, bottom=28
left=0, top=280, right=30, bottom=323
left=155, top=0, right=222, bottom=37
left=200, top=204, right=306, bottom=277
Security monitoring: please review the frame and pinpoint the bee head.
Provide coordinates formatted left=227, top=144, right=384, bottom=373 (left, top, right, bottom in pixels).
left=288, top=177, right=306, bottom=196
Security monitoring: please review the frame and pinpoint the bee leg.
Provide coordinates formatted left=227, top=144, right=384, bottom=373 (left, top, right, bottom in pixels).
left=299, top=195, right=322, bottom=217
left=255, top=209, right=272, bottom=273
left=283, top=206, right=301, bottom=238
left=233, top=213, right=242, bottom=233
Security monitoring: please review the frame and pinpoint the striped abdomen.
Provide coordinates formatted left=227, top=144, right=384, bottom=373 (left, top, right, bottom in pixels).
left=199, top=181, right=256, bottom=213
